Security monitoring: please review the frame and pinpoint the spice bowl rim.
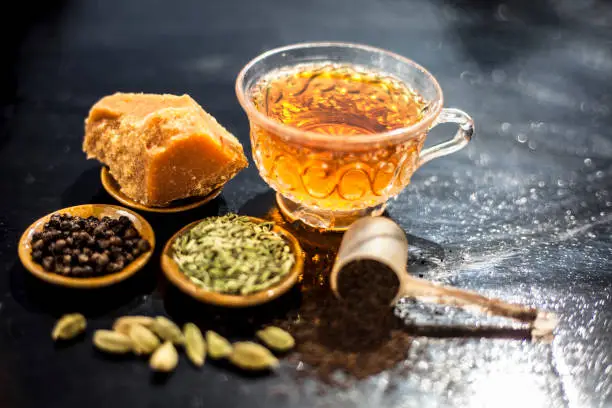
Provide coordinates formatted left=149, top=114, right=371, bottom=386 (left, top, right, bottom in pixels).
left=160, top=216, right=304, bottom=308
left=100, top=166, right=223, bottom=213
left=18, top=204, right=156, bottom=289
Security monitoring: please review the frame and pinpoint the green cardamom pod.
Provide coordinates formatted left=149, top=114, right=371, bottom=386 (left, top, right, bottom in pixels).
left=128, top=324, right=161, bottom=355
left=51, top=313, right=86, bottom=341
left=113, top=316, right=155, bottom=336
left=151, top=316, right=184, bottom=345
left=93, top=330, right=133, bottom=354
left=206, top=330, right=232, bottom=359
left=149, top=341, right=178, bottom=372
left=183, top=323, right=206, bottom=367
left=256, top=326, right=295, bottom=352
left=229, top=342, right=279, bottom=370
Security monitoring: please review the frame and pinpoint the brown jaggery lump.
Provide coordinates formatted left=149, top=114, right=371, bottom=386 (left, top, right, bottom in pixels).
left=83, top=93, right=248, bottom=206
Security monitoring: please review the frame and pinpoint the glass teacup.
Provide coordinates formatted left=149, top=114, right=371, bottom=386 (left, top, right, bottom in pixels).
left=236, top=42, right=474, bottom=231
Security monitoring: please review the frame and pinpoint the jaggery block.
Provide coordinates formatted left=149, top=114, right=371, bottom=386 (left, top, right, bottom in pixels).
left=83, top=93, right=248, bottom=206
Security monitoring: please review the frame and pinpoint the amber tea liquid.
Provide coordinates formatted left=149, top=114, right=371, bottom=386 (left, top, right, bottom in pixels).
left=250, top=63, right=429, bottom=211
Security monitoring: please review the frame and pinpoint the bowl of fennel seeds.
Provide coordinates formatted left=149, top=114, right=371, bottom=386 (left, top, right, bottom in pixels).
left=161, top=214, right=304, bottom=307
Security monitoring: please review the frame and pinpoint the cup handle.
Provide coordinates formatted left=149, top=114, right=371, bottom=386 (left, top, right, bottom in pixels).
left=418, top=108, right=474, bottom=167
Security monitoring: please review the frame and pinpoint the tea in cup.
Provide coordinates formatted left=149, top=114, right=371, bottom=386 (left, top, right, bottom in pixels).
left=236, top=42, right=473, bottom=231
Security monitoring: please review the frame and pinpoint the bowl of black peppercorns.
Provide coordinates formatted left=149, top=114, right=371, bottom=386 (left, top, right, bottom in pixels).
left=18, top=204, right=155, bottom=288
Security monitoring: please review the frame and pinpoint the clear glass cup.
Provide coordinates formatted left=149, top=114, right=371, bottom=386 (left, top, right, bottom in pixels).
left=236, top=42, right=474, bottom=231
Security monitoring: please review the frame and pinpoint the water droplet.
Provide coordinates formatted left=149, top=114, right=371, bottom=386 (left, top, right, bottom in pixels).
left=595, top=171, right=604, bottom=178
left=528, top=140, right=537, bottom=150
left=516, top=133, right=528, bottom=143
left=515, top=197, right=528, bottom=205
left=538, top=181, right=546, bottom=188
left=557, top=179, right=567, bottom=187
left=584, top=158, right=593, bottom=167
left=501, top=122, right=511, bottom=132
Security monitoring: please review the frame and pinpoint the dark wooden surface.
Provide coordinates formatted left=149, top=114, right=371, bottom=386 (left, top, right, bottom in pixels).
left=1, top=1, right=611, bottom=407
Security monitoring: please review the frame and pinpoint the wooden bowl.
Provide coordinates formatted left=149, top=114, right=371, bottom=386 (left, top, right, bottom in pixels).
left=161, top=217, right=304, bottom=307
left=18, top=204, right=155, bottom=289
left=101, top=167, right=222, bottom=213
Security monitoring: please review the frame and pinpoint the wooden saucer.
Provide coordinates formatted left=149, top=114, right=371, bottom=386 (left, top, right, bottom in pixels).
left=18, top=204, right=155, bottom=289
left=161, top=217, right=304, bottom=307
left=100, top=167, right=222, bottom=213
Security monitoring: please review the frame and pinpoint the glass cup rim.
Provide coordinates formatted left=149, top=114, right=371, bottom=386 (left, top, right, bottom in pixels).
left=235, top=41, right=444, bottom=146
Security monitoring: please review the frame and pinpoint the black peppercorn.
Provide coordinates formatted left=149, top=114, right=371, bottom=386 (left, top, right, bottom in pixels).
left=42, top=257, right=53, bottom=270
left=124, top=228, right=137, bottom=239
left=72, top=266, right=85, bottom=275
left=93, top=225, right=106, bottom=237
left=137, top=239, right=151, bottom=252
left=106, top=262, right=120, bottom=273
left=29, top=213, right=150, bottom=278
left=55, top=239, right=67, bottom=251
left=97, top=253, right=110, bottom=267
left=32, top=250, right=43, bottom=261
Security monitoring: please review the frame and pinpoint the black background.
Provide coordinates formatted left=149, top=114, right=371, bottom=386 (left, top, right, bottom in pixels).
left=1, top=1, right=611, bottom=407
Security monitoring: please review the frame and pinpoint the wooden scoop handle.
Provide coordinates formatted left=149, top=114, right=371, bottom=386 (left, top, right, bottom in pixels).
left=398, top=276, right=539, bottom=323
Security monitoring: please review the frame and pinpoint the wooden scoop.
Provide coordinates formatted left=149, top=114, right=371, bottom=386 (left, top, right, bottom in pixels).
left=329, top=217, right=557, bottom=341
